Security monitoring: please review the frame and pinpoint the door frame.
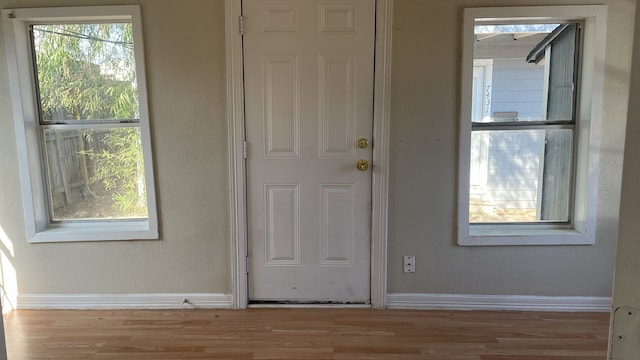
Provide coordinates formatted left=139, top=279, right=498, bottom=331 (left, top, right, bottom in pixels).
left=225, top=0, right=393, bottom=309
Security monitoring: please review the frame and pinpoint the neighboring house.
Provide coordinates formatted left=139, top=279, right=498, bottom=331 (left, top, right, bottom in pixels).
left=470, top=24, right=574, bottom=222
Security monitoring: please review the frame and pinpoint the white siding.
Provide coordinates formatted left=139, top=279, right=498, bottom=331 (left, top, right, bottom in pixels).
left=485, top=59, right=545, bottom=211
left=486, top=130, right=543, bottom=209
left=491, top=59, right=545, bottom=121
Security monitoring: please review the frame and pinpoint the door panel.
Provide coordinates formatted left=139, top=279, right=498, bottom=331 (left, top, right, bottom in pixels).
left=320, top=55, right=355, bottom=158
left=265, top=185, right=299, bottom=265
left=262, top=55, right=299, bottom=158
left=244, top=0, right=374, bottom=303
left=320, top=184, right=354, bottom=265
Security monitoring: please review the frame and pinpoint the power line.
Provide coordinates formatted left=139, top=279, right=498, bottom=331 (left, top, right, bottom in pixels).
left=31, top=26, right=134, bottom=50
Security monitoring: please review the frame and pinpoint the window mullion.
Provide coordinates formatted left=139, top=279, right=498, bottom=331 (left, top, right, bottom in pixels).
left=41, top=122, right=140, bottom=131
left=472, top=123, right=575, bottom=131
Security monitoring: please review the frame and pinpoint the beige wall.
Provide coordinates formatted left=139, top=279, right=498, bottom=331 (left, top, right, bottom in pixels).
left=0, top=0, right=231, bottom=299
left=0, top=0, right=634, bottom=302
left=388, top=0, right=633, bottom=296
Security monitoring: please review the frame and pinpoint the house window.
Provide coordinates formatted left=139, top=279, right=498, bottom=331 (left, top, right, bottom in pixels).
left=2, top=6, right=158, bottom=242
left=458, top=6, right=607, bottom=246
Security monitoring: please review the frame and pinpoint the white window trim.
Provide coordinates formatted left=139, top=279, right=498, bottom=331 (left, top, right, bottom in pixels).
left=2, top=5, right=158, bottom=242
left=458, top=5, right=607, bottom=246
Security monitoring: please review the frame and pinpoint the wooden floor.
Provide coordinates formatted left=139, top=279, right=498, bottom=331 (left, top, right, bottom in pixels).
left=3, top=308, right=610, bottom=359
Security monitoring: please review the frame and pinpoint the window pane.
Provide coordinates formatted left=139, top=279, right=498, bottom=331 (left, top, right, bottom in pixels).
left=43, top=127, right=148, bottom=221
left=473, top=23, right=577, bottom=123
left=32, top=23, right=139, bottom=122
left=469, top=129, right=572, bottom=223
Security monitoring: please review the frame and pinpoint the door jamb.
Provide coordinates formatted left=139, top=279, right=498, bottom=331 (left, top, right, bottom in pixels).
left=225, top=0, right=393, bottom=309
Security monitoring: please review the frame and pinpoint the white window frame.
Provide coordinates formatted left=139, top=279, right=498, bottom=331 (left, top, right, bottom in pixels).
left=458, top=6, right=607, bottom=246
left=2, top=5, right=158, bottom=242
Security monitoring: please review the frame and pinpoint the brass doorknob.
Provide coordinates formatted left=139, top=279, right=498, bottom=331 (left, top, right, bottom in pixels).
left=357, top=159, right=369, bottom=171
left=357, top=138, right=369, bottom=149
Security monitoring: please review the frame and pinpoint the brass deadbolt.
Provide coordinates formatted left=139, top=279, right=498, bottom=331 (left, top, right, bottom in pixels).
left=357, top=138, right=369, bottom=149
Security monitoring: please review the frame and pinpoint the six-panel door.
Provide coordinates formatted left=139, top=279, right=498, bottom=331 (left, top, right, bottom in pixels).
left=244, top=0, right=375, bottom=302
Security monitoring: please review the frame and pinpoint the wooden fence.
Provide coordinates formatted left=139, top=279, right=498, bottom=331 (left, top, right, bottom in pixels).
left=43, top=129, right=110, bottom=210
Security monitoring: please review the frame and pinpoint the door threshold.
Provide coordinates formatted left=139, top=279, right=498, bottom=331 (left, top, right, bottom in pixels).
left=248, top=300, right=371, bottom=308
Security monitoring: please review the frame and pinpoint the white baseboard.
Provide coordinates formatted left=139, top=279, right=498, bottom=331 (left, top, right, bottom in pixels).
left=17, top=293, right=233, bottom=310
left=16, top=293, right=611, bottom=312
left=386, top=293, right=611, bottom=312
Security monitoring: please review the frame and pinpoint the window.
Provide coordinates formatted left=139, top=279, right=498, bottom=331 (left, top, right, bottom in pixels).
left=2, top=6, right=157, bottom=242
left=458, top=6, right=607, bottom=246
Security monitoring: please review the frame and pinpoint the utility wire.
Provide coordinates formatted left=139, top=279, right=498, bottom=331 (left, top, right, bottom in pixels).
left=32, top=26, right=134, bottom=50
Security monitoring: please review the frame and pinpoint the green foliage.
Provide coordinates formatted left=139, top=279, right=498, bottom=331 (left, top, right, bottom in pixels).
left=34, top=23, right=147, bottom=217
left=91, top=128, right=146, bottom=216
left=34, top=23, right=138, bottom=121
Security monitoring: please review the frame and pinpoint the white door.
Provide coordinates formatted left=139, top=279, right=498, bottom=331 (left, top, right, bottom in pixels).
left=243, top=0, right=375, bottom=303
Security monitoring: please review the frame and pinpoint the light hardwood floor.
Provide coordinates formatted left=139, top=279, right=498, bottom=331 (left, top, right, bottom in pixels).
left=3, top=308, right=609, bottom=359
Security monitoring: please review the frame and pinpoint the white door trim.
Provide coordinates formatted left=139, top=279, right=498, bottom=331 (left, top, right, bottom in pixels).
left=225, top=0, right=248, bottom=309
left=370, top=0, right=393, bottom=308
left=225, top=0, right=393, bottom=309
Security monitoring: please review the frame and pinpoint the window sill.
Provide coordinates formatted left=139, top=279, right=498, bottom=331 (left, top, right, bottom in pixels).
left=458, top=226, right=595, bottom=246
left=29, top=220, right=158, bottom=243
